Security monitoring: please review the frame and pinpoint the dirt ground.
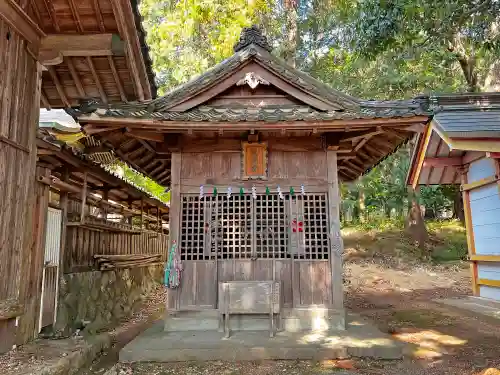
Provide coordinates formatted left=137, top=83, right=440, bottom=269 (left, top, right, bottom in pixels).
left=112, top=259, right=500, bottom=375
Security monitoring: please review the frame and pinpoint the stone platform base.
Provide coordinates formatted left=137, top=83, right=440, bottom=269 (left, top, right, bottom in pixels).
left=120, top=313, right=405, bottom=362
left=164, top=307, right=346, bottom=333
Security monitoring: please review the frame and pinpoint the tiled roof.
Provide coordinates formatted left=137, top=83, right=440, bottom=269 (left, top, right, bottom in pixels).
left=87, top=103, right=428, bottom=122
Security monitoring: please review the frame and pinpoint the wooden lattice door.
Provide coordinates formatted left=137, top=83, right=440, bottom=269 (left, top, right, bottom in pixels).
left=180, top=193, right=329, bottom=260
left=176, top=193, right=330, bottom=310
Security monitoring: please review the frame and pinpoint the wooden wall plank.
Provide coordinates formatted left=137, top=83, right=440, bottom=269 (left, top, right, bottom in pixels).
left=0, top=20, right=40, bottom=353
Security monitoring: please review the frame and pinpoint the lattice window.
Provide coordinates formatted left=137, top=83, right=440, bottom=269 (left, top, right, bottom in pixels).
left=180, top=193, right=329, bottom=260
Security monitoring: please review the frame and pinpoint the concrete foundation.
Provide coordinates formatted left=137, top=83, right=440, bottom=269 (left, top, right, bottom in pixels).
left=164, top=308, right=346, bottom=333
left=121, top=313, right=405, bottom=362
left=436, top=296, right=500, bottom=323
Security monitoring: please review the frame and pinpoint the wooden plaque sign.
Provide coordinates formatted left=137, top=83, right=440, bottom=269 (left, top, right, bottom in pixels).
left=242, top=141, right=268, bottom=180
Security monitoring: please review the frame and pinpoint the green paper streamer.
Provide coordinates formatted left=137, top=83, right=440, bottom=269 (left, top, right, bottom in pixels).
left=265, top=186, right=270, bottom=195
left=290, top=186, right=295, bottom=195
left=239, top=187, right=244, bottom=196
left=213, top=187, right=217, bottom=197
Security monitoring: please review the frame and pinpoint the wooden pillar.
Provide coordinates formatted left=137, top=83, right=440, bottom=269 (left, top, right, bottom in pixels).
left=167, top=152, right=181, bottom=311
left=58, top=169, right=70, bottom=275
left=327, top=151, right=344, bottom=312
left=459, top=166, right=479, bottom=296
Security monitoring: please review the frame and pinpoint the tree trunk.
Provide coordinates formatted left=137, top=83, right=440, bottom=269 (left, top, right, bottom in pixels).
left=405, top=188, right=430, bottom=257
left=358, top=189, right=365, bottom=223
left=283, top=0, right=298, bottom=67
left=454, top=188, right=465, bottom=224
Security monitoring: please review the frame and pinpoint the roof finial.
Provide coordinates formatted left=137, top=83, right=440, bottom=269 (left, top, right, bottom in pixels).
left=234, top=25, right=272, bottom=53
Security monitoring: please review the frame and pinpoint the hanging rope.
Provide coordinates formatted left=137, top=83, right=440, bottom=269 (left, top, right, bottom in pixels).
left=164, top=240, right=182, bottom=289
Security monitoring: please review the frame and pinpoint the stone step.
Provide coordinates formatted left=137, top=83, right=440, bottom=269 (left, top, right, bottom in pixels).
left=120, top=315, right=406, bottom=363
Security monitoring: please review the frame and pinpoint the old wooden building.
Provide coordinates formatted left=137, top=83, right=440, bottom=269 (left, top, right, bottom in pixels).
left=408, top=92, right=500, bottom=302
left=0, top=0, right=156, bottom=352
left=75, top=26, right=429, bottom=332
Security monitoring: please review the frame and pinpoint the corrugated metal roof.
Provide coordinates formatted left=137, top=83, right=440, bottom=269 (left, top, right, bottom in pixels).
left=433, top=107, right=500, bottom=138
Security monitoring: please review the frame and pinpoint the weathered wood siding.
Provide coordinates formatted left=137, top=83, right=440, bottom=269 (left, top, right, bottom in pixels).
left=17, top=167, right=50, bottom=345
left=64, top=227, right=169, bottom=272
left=180, top=150, right=328, bottom=190
left=0, top=17, right=41, bottom=352
left=468, top=157, right=500, bottom=300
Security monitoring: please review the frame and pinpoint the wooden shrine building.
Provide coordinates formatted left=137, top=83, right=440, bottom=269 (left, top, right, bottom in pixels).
left=408, top=92, right=500, bottom=302
left=74, top=26, right=430, bottom=331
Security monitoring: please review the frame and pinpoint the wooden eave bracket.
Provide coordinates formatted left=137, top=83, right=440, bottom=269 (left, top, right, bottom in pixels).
left=38, top=33, right=125, bottom=66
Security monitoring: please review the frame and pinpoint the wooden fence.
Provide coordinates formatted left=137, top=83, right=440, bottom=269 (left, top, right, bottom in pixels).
left=64, top=227, right=169, bottom=273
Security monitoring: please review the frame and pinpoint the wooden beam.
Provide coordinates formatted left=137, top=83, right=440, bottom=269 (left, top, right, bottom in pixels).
left=86, top=57, right=108, bottom=104
left=411, top=124, right=433, bottom=189
left=460, top=168, right=479, bottom=296
left=158, top=174, right=171, bottom=185
left=423, top=156, right=463, bottom=167
left=47, top=67, right=70, bottom=107
left=470, top=255, right=500, bottom=262
left=149, top=162, right=165, bottom=176
left=397, top=123, right=426, bottom=133
left=341, top=127, right=383, bottom=142
left=40, top=34, right=124, bottom=58
left=0, top=0, right=45, bottom=51
left=83, top=125, right=122, bottom=135
left=477, top=279, right=500, bottom=288
left=66, top=57, right=86, bottom=97
left=67, top=0, right=83, bottom=33
left=41, top=0, right=60, bottom=32
left=462, top=176, right=498, bottom=191
left=92, top=0, right=106, bottom=32
left=110, top=0, right=148, bottom=100
left=84, top=145, right=112, bottom=154
left=126, top=129, right=165, bottom=143
left=326, top=151, right=344, bottom=311
left=108, top=56, right=127, bottom=101
left=385, top=128, right=407, bottom=141
left=354, top=136, right=372, bottom=152
left=343, top=160, right=364, bottom=174
left=40, top=91, right=50, bottom=109
left=77, top=115, right=430, bottom=131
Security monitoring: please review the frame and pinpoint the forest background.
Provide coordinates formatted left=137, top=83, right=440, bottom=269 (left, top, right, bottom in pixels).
left=119, top=0, right=500, bottom=230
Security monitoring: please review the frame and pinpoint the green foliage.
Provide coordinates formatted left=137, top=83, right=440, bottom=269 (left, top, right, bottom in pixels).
left=135, top=1, right=492, bottom=218
left=342, top=0, right=500, bottom=91
left=107, top=162, right=170, bottom=203
left=427, top=220, right=468, bottom=262
left=140, top=0, right=270, bottom=93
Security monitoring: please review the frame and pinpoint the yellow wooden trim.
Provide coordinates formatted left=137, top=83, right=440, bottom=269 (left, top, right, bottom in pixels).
left=477, top=279, right=500, bottom=288
left=470, top=255, right=500, bottom=262
left=451, top=139, right=500, bottom=153
left=411, top=123, right=433, bottom=189
left=461, top=171, right=480, bottom=296
left=432, top=122, right=500, bottom=153
left=462, top=175, right=498, bottom=191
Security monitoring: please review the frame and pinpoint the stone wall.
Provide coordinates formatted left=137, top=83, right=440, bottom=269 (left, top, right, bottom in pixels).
left=55, top=264, right=164, bottom=334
